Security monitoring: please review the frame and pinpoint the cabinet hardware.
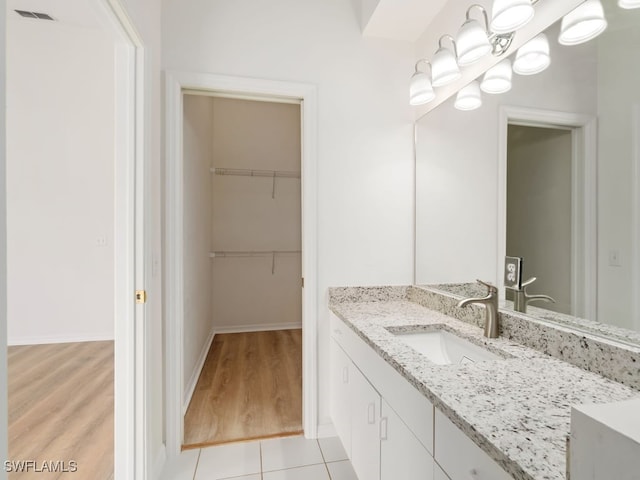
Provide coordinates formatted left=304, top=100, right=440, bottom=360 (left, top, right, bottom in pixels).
left=380, top=417, right=388, bottom=440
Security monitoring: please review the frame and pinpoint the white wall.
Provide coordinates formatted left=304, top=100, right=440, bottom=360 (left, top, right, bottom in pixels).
left=596, top=23, right=640, bottom=329
left=6, top=19, right=115, bottom=344
left=211, top=97, right=301, bottom=331
left=415, top=23, right=597, bottom=287
left=182, top=94, right=214, bottom=406
left=162, top=0, right=416, bottom=430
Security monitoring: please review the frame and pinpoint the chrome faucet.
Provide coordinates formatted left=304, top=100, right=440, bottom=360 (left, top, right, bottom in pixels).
left=457, top=280, right=500, bottom=338
left=512, top=277, right=555, bottom=313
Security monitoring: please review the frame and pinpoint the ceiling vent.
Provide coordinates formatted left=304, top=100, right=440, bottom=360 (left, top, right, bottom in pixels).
left=15, top=10, right=55, bottom=21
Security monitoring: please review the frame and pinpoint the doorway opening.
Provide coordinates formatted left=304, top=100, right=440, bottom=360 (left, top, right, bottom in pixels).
left=4, top=0, right=144, bottom=477
left=164, top=72, right=318, bottom=458
left=181, top=93, right=303, bottom=448
left=497, top=106, right=597, bottom=320
left=506, top=125, right=574, bottom=314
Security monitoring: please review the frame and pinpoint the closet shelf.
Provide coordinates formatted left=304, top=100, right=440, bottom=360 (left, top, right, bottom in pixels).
left=209, top=250, right=301, bottom=258
left=210, top=167, right=300, bottom=179
left=209, top=250, right=301, bottom=275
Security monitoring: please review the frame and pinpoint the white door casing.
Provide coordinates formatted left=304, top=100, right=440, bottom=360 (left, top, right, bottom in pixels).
left=164, top=71, right=318, bottom=457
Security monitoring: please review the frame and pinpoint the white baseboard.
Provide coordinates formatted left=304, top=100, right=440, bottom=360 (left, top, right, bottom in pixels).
left=182, top=330, right=215, bottom=414
left=213, top=322, right=302, bottom=334
left=152, top=443, right=167, bottom=480
left=7, top=332, right=115, bottom=346
left=316, top=422, right=337, bottom=439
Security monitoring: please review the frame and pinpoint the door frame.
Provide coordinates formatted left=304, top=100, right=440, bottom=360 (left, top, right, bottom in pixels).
left=89, top=1, right=148, bottom=478
left=633, top=104, right=640, bottom=330
left=497, top=106, right=597, bottom=319
left=164, top=71, right=318, bottom=457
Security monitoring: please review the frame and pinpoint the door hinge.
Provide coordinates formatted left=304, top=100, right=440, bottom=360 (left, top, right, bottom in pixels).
left=302, top=277, right=304, bottom=288
left=135, top=290, right=147, bottom=304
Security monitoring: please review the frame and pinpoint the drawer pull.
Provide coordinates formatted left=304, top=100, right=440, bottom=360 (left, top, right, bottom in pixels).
left=342, top=366, right=349, bottom=384
left=380, top=417, right=388, bottom=440
left=367, top=403, right=376, bottom=424
left=469, top=469, right=479, bottom=479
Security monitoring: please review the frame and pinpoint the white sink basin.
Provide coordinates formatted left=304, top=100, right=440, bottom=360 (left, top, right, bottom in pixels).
left=394, top=330, right=502, bottom=365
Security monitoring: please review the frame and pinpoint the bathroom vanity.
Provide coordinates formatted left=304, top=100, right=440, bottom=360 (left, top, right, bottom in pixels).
left=328, top=285, right=640, bottom=480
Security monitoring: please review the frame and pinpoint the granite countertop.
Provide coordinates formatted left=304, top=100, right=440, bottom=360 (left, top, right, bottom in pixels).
left=329, top=290, right=640, bottom=480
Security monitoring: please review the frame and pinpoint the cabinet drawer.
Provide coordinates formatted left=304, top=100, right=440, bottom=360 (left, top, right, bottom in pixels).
left=434, top=409, right=512, bottom=480
left=330, top=312, right=434, bottom=454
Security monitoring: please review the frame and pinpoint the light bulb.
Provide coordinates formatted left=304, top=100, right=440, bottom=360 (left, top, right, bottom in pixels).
left=456, top=18, right=492, bottom=66
left=455, top=81, right=482, bottom=111
left=559, top=0, right=608, bottom=46
left=432, top=46, right=462, bottom=87
left=490, top=0, right=535, bottom=34
left=513, top=33, right=550, bottom=75
left=409, top=71, right=435, bottom=106
left=481, top=59, right=513, bottom=94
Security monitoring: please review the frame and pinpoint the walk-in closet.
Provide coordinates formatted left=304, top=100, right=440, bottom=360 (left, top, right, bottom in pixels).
left=181, top=93, right=302, bottom=448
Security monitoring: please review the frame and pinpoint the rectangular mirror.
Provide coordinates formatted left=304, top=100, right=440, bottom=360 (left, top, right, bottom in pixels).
left=415, top=0, right=640, bottom=339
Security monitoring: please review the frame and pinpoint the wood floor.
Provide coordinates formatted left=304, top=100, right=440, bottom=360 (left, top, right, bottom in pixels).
left=183, top=329, right=303, bottom=449
left=8, top=341, right=114, bottom=479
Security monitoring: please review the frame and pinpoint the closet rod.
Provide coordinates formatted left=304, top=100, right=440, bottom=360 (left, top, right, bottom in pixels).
left=210, top=167, right=300, bottom=179
left=209, top=250, right=301, bottom=258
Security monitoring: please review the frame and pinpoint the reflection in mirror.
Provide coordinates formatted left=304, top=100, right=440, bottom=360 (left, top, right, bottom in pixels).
left=415, top=0, right=640, bottom=336
left=506, top=125, right=573, bottom=316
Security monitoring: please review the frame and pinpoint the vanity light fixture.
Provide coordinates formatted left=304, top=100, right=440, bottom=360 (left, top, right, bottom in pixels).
left=490, top=0, right=535, bottom=34
left=558, top=0, right=608, bottom=45
left=409, top=60, right=435, bottom=106
left=456, top=5, right=493, bottom=66
left=480, top=58, right=513, bottom=93
left=618, top=0, right=640, bottom=8
left=431, top=35, right=462, bottom=87
left=513, top=33, right=550, bottom=75
left=454, top=81, right=482, bottom=110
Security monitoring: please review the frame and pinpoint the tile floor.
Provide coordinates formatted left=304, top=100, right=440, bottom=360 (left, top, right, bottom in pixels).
left=161, top=435, right=358, bottom=480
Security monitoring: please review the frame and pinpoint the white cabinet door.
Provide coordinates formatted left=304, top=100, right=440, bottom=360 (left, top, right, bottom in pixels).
left=435, top=409, right=512, bottom=480
left=330, top=339, right=352, bottom=458
left=350, top=364, right=381, bottom=480
left=380, top=399, right=434, bottom=480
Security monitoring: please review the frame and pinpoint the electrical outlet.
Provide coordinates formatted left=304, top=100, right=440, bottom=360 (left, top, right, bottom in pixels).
left=96, top=236, right=107, bottom=247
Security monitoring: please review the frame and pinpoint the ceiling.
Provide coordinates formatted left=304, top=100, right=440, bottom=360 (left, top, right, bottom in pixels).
left=7, top=0, right=104, bottom=29
left=362, top=0, right=450, bottom=42
left=8, top=0, right=449, bottom=41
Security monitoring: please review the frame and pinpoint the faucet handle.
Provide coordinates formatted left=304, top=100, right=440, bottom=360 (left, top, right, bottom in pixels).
left=521, top=277, right=537, bottom=288
left=476, top=279, right=498, bottom=294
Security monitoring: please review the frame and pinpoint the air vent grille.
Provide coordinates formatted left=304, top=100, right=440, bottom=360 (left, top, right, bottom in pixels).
left=15, top=10, right=55, bottom=21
